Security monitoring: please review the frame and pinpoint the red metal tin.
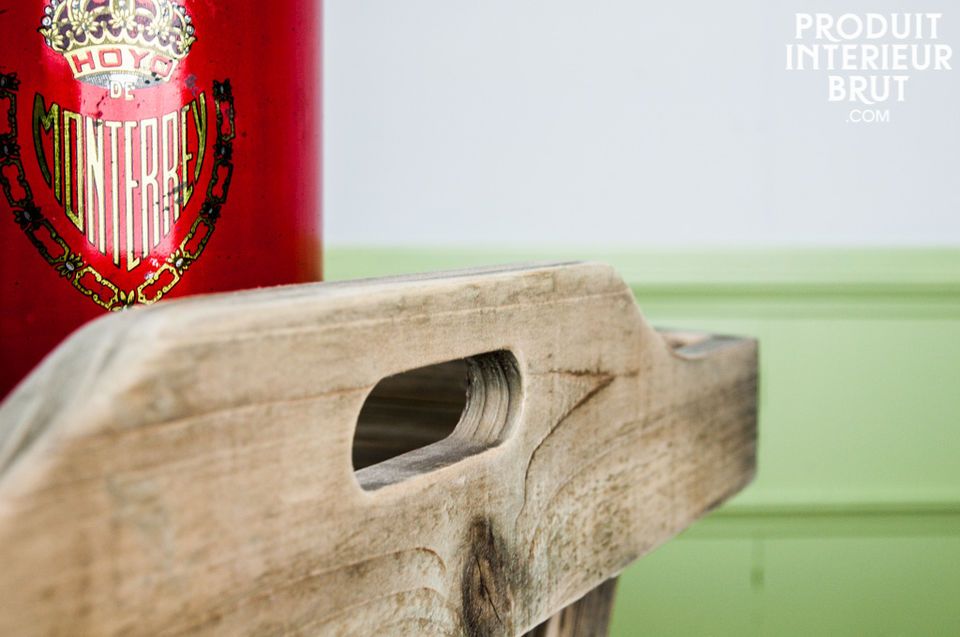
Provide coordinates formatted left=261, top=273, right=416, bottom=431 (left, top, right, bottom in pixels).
left=0, top=0, right=322, bottom=397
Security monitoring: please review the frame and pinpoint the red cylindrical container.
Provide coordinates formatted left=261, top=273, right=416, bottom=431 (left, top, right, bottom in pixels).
left=0, top=0, right=322, bottom=396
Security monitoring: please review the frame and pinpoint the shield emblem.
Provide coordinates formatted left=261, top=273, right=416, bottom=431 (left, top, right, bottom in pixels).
left=0, top=0, right=235, bottom=311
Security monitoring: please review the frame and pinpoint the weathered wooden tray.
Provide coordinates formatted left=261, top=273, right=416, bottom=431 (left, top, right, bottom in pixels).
left=0, top=262, right=757, bottom=636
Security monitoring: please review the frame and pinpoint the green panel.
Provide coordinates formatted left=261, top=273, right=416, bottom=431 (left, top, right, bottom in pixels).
left=760, top=537, right=960, bottom=636
left=324, top=247, right=960, bottom=288
left=609, top=539, right=759, bottom=637
left=325, top=247, right=960, bottom=319
left=325, top=248, right=960, bottom=635
left=612, top=537, right=960, bottom=637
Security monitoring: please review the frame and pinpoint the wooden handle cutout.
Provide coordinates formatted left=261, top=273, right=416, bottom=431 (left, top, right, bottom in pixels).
left=354, top=350, right=521, bottom=492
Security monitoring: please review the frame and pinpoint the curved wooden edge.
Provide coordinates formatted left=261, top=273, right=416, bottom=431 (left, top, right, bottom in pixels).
left=659, top=328, right=754, bottom=358
left=0, top=262, right=757, bottom=636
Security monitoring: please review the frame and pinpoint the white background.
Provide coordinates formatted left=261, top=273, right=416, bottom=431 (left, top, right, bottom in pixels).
left=324, top=1, right=960, bottom=247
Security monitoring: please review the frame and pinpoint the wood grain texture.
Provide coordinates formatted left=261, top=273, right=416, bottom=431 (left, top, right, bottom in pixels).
left=525, top=579, right=618, bottom=637
left=0, top=262, right=758, bottom=636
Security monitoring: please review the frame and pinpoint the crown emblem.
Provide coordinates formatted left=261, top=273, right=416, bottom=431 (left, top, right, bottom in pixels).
left=39, top=0, right=196, bottom=89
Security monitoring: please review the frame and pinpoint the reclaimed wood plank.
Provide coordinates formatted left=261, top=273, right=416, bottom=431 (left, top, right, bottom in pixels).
left=0, top=262, right=757, bottom=636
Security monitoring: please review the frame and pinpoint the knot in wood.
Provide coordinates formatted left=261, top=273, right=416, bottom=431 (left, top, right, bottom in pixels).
left=462, top=518, right=527, bottom=637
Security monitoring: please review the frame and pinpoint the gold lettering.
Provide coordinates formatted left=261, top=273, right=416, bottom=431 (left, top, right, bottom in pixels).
left=62, top=110, right=84, bottom=232
left=124, top=120, right=139, bottom=270
left=139, top=118, right=160, bottom=253
left=180, top=104, right=194, bottom=207
left=84, top=118, right=106, bottom=252
left=191, top=93, right=207, bottom=183
left=32, top=94, right=62, bottom=203
left=33, top=95, right=205, bottom=270
left=160, top=111, right=179, bottom=232
left=105, top=121, right=122, bottom=266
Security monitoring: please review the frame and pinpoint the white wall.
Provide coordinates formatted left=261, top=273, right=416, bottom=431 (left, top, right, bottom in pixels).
left=324, top=1, right=960, bottom=247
